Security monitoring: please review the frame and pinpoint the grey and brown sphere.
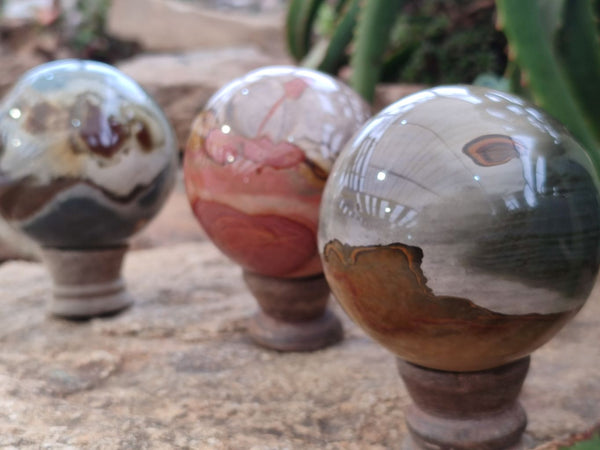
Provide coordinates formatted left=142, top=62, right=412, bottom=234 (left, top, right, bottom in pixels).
left=319, top=85, right=600, bottom=371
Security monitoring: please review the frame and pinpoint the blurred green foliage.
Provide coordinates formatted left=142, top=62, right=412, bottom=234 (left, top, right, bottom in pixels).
left=560, top=432, right=600, bottom=450
left=287, top=0, right=600, bottom=173
left=379, top=0, right=506, bottom=85
left=497, top=0, right=600, bottom=172
left=68, top=0, right=112, bottom=56
left=59, top=0, right=138, bottom=62
left=287, top=0, right=506, bottom=101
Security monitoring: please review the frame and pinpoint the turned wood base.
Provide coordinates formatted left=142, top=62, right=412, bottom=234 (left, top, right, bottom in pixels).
left=398, top=357, right=530, bottom=450
left=42, top=246, right=133, bottom=319
left=243, top=271, right=343, bottom=351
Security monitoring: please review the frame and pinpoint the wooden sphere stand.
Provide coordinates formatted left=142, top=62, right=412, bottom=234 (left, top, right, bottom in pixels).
left=42, top=246, right=133, bottom=319
left=243, top=271, right=343, bottom=352
left=397, top=357, right=530, bottom=450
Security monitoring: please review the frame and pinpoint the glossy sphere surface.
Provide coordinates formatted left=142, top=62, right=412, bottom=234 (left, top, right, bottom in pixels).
left=184, top=66, right=370, bottom=278
left=319, top=86, right=600, bottom=371
left=0, top=60, right=178, bottom=248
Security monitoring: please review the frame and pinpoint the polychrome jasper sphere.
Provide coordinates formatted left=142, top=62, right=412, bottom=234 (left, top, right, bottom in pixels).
left=319, top=85, right=600, bottom=372
left=0, top=60, right=177, bottom=248
left=184, top=66, right=370, bottom=278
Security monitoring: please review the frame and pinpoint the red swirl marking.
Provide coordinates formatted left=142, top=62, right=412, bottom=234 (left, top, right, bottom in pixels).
left=193, top=199, right=317, bottom=277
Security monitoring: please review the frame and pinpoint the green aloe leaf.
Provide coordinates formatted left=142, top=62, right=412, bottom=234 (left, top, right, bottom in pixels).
left=496, top=0, right=600, bottom=172
left=316, top=0, right=360, bottom=74
left=350, top=0, right=405, bottom=102
left=556, top=0, right=600, bottom=144
left=560, top=433, right=600, bottom=450
left=537, top=0, right=565, bottom=42
left=286, top=0, right=326, bottom=61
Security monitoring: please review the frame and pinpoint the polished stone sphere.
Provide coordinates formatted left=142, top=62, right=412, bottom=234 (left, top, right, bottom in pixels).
left=319, top=86, right=600, bottom=371
left=184, top=66, right=370, bottom=278
left=0, top=59, right=178, bottom=248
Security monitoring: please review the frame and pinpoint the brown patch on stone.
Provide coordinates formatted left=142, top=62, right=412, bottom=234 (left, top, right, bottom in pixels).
left=76, top=95, right=129, bottom=158
left=135, top=121, right=153, bottom=151
left=0, top=177, right=78, bottom=221
left=0, top=169, right=167, bottom=222
left=303, top=159, right=328, bottom=182
left=322, top=239, right=577, bottom=371
left=25, top=101, right=61, bottom=134
left=463, top=134, right=520, bottom=167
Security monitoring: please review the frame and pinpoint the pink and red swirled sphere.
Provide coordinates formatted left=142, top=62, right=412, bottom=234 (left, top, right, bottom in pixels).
left=183, top=66, right=370, bottom=278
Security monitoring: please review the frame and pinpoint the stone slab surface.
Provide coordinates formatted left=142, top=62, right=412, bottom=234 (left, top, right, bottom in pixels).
left=0, top=194, right=599, bottom=448
left=107, top=0, right=288, bottom=57
left=130, top=173, right=207, bottom=250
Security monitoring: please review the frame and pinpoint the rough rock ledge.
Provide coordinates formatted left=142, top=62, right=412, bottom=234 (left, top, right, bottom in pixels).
left=0, top=185, right=599, bottom=449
